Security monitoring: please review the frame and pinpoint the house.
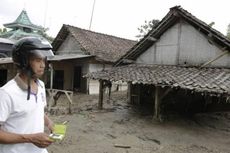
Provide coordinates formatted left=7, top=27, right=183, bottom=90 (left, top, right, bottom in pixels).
left=0, top=38, right=14, bottom=57
left=51, top=24, right=136, bottom=94
left=0, top=38, right=14, bottom=86
left=86, top=6, right=230, bottom=120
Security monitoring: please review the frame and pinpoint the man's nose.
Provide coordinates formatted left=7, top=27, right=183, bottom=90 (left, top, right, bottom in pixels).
left=40, top=61, right=45, bottom=68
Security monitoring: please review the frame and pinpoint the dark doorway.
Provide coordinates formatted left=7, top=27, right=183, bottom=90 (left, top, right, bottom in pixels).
left=53, top=70, right=64, bottom=89
left=73, top=66, right=82, bottom=91
left=0, top=69, right=7, bottom=87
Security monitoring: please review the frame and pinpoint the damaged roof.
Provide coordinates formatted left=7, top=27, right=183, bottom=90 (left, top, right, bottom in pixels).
left=115, top=6, right=230, bottom=66
left=52, top=24, right=137, bottom=63
left=87, top=64, right=230, bottom=97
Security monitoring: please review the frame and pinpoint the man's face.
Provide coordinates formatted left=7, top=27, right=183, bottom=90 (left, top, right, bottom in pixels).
left=29, top=56, right=46, bottom=78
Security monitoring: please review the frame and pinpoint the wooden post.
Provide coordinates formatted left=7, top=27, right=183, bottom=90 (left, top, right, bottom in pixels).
left=49, top=64, right=53, bottom=90
left=137, top=85, right=141, bottom=105
left=98, top=80, right=104, bottom=109
left=127, top=82, right=131, bottom=103
left=154, top=87, right=160, bottom=120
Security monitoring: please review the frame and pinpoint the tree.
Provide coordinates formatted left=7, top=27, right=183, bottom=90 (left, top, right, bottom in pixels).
left=38, top=28, right=54, bottom=43
left=227, top=23, right=230, bottom=39
left=136, top=19, right=159, bottom=39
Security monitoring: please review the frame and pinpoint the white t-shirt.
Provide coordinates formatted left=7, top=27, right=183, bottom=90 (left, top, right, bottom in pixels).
left=0, top=74, right=48, bottom=153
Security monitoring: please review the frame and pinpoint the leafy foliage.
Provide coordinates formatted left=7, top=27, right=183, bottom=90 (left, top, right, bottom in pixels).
left=136, top=19, right=159, bottom=39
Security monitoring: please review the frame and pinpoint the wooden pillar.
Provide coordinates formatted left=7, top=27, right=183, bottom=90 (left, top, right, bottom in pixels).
left=49, top=63, right=54, bottom=90
left=98, top=80, right=104, bottom=109
left=127, top=82, right=132, bottom=103
left=137, top=85, right=141, bottom=105
left=154, top=86, right=161, bottom=120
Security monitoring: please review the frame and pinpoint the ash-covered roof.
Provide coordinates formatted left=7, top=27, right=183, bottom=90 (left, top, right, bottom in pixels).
left=87, top=64, right=230, bottom=97
left=52, top=24, right=137, bottom=63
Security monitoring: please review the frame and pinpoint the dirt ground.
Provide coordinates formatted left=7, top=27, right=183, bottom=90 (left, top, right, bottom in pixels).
left=47, top=91, right=230, bottom=153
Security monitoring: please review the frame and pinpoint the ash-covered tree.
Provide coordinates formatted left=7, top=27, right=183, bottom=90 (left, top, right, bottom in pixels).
left=136, top=19, right=159, bottom=39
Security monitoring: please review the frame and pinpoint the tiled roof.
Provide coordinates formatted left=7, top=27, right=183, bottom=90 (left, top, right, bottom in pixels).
left=52, top=25, right=137, bottom=63
left=3, top=10, right=43, bottom=31
left=14, top=10, right=33, bottom=25
left=115, top=6, right=230, bottom=66
left=86, top=64, right=230, bottom=97
left=1, top=29, right=44, bottom=40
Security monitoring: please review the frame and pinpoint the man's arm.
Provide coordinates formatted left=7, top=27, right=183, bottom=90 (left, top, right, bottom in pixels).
left=0, top=129, right=30, bottom=144
left=0, top=128, right=52, bottom=148
left=44, top=114, right=54, bottom=132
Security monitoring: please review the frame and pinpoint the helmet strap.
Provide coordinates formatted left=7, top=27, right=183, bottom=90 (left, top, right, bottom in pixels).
left=27, top=70, right=31, bottom=100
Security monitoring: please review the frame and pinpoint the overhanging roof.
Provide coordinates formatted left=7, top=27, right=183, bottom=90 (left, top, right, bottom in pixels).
left=47, top=54, right=94, bottom=61
left=0, top=54, right=94, bottom=64
left=86, top=64, right=230, bottom=97
left=0, top=57, right=13, bottom=64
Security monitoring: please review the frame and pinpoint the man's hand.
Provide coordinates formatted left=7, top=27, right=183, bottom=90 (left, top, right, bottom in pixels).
left=29, top=133, right=53, bottom=148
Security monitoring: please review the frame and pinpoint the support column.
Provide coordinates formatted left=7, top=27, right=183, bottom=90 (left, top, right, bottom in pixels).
left=153, top=87, right=172, bottom=121
left=49, top=63, right=53, bottom=90
left=98, top=80, right=104, bottom=109
left=154, top=86, right=161, bottom=120
left=127, top=82, right=131, bottom=103
left=137, top=85, right=141, bottom=105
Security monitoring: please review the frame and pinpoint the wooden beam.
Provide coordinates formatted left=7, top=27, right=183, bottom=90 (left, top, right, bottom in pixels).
left=147, top=36, right=157, bottom=41
left=98, top=80, right=104, bottom=109
left=200, top=50, right=229, bottom=67
left=154, top=87, right=161, bottom=120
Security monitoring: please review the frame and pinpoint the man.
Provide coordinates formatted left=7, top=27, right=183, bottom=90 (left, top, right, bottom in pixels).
left=0, top=37, right=54, bottom=153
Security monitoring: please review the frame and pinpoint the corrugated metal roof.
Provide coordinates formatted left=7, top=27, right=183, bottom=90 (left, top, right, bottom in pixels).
left=86, top=64, right=230, bottom=97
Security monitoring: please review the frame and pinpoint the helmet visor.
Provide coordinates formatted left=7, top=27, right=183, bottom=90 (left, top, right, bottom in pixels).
left=30, top=49, right=54, bottom=60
